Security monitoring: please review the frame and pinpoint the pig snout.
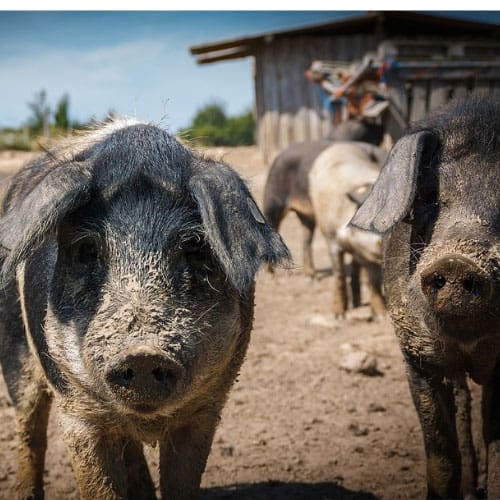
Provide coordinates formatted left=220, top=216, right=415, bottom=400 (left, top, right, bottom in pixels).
left=105, top=345, right=183, bottom=410
left=420, top=254, right=493, bottom=317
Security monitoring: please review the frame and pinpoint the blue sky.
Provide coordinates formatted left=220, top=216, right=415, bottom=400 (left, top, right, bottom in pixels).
left=1, top=11, right=499, bottom=132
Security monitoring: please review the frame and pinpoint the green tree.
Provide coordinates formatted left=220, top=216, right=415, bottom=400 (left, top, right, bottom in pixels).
left=54, top=93, right=70, bottom=130
left=27, top=89, right=50, bottom=135
left=225, top=111, right=255, bottom=146
left=192, top=101, right=227, bottom=129
left=180, top=102, right=255, bottom=147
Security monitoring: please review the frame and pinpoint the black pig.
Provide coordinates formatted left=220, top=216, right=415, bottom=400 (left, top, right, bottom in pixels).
left=263, top=140, right=332, bottom=278
left=0, top=119, right=290, bottom=499
left=350, top=96, right=500, bottom=498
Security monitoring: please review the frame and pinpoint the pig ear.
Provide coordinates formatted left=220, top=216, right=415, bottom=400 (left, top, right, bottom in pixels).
left=0, top=161, right=93, bottom=283
left=189, top=163, right=291, bottom=293
left=349, top=131, right=439, bottom=234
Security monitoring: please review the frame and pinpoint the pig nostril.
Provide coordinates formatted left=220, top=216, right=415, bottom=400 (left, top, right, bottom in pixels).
left=122, top=368, right=134, bottom=382
left=105, top=367, right=135, bottom=388
left=431, top=274, right=446, bottom=291
left=152, top=367, right=173, bottom=385
left=463, top=277, right=481, bottom=296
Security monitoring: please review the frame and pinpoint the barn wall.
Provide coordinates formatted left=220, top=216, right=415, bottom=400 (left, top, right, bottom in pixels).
left=255, top=34, right=377, bottom=163
left=253, top=34, right=500, bottom=163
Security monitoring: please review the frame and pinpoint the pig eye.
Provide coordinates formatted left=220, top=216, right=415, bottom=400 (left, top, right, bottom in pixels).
left=181, top=241, right=206, bottom=262
left=178, top=234, right=203, bottom=255
left=177, top=237, right=212, bottom=271
left=74, top=241, right=99, bottom=266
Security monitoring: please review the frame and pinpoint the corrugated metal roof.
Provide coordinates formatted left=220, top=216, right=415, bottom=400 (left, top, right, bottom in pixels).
left=190, top=11, right=500, bottom=65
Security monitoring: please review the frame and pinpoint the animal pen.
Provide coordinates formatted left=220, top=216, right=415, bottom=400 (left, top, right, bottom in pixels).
left=190, top=12, right=500, bottom=161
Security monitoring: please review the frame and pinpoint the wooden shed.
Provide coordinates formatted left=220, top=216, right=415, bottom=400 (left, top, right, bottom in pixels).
left=190, top=11, right=500, bottom=162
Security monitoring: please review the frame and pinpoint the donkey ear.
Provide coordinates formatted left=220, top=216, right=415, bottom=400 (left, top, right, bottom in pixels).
left=0, top=161, right=93, bottom=283
left=349, top=131, right=439, bottom=234
left=189, top=163, right=291, bottom=293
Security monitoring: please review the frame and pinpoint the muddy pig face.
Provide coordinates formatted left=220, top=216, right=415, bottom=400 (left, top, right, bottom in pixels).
left=49, top=180, right=245, bottom=416
left=350, top=97, right=500, bottom=341
left=0, top=122, right=290, bottom=417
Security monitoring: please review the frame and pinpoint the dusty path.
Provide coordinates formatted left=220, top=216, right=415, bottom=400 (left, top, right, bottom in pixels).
left=0, top=146, right=429, bottom=499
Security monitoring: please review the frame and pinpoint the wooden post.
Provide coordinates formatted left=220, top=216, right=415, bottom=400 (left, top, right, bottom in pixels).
left=493, top=81, right=500, bottom=98
left=410, top=81, right=428, bottom=123
left=453, top=82, right=469, bottom=100
left=429, top=80, right=450, bottom=111
left=475, top=80, right=491, bottom=96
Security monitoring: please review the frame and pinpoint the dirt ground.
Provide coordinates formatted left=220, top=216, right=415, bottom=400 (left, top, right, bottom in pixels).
left=0, top=146, right=430, bottom=499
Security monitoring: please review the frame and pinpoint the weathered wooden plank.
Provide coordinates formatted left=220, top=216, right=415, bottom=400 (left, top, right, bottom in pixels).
left=254, top=53, right=266, bottom=154
left=257, top=114, right=267, bottom=160
left=294, top=107, right=308, bottom=144
left=278, top=112, right=293, bottom=148
left=429, top=80, right=450, bottom=111
left=308, top=108, right=323, bottom=141
left=334, top=35, right=349, bottom=61
left=377, top=39, right=500, bottom=61
left=493, top=80, right=500, bottom=97
left=307, top=38, right=335, bottom=140
left=307, top=38, right=332, bottom=141
left=387, top=84, right=408, bottom=123
left=288, top=38, right=310, bottom=145
left=452, top=82, right=469, bottom=100
left=409, top=81, right=428, bottom=123
left=264, top=43, right=281, bottom=160
left=397, top=69, right=500, bottom=81
left=384, top=101, right=408, bottom=143
left=474, top=80, right=491, bottom=96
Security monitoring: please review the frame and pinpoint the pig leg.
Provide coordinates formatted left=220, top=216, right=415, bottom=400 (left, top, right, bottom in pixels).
left=296, top=213, right=316, bottom=279
left=328, top=239, right=347, bottom=318
left=454, top=376, right=477, bottom=499
left=14, top=371, right=52, bottom=500
left=350, top=259, right=361, bottom=308
left=0, top=284, right=52, bottom=500
left=61, top=415, right=129, bottom=500
left=406, top=362, right=462, bottom=498
left=122, top=439, right=156, bottom=499
left=482, top=376, right=500, bottom=498
left=366, top=263, right=385, bottom=319
left=159, top=411, right=219, bottom=500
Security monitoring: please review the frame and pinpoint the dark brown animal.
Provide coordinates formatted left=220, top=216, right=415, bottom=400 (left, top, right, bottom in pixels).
left=0, top=119, right=290, bottom=500
left=351, top=96, right=500, bottom=498
left=263, top=140, right=332, bottom=278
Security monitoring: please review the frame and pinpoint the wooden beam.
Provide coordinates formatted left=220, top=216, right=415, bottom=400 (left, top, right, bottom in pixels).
left=195, top=48, right=253, bottom=65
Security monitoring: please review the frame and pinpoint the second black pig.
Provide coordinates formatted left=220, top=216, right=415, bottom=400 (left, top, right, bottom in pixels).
left=351, top=95, right=500, bottom=499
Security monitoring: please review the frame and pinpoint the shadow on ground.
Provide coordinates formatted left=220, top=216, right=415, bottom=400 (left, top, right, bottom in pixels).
left=202, top=481, right=377, bottom=499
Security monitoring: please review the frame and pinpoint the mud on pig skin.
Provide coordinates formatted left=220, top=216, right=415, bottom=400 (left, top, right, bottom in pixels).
left=0, top=118, right=290, bottom=500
